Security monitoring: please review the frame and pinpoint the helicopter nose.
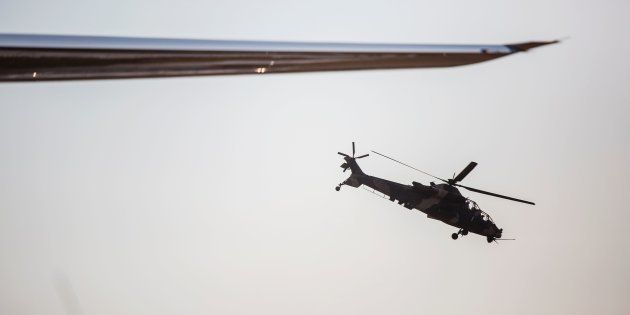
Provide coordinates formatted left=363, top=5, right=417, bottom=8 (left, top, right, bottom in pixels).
left=495, top=228, right=503, bottom=238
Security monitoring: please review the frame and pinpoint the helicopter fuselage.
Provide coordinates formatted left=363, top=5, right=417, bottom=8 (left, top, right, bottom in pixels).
left=338, top=156, right=503, bottom=241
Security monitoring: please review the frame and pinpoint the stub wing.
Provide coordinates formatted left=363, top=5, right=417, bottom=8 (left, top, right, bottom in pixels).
left=360, top=176, right=426, bottom=208
left=0, top=34, right=558, bottom=82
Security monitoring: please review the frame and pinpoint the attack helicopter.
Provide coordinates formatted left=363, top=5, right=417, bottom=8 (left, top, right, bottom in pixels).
left=335, top=142, right=535, bottom=243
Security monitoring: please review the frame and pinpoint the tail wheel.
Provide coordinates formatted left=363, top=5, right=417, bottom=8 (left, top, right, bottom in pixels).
left=451, top=233, right=458, bottom=240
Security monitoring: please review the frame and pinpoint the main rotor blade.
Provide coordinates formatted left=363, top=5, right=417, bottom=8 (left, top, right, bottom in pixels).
left=352, top=142, right=356, bottom=157
left=452, top=161, right=478, bottom=183
left=356, top=154, right=369, bottom=159
left=456, top=184, right=535, bottom=205
left=338, top=152, right=349, bottom=157
left=370, top=150, right=447, bottom=182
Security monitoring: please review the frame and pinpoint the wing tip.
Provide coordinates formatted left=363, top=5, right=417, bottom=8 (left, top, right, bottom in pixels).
left=506, top=39, right=561, bottom=52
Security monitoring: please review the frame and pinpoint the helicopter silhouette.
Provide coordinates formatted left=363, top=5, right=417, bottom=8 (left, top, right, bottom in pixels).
left=335, top=142, right=534, bottom=243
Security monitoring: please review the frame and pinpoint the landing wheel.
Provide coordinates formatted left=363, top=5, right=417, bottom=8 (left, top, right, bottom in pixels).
left=335, top=186, right=341, bottom=191
left=451, top=233, right=458, bottom=240
left=461, top=230, right=468, bottom=236
left=487, top=236, right=494, bottom=243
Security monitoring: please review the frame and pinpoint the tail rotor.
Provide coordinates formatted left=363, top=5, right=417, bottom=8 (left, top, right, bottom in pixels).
left=336, top=142, right=368, bottom=190
left=338, top=142, right=369, bottom=172
left=338, top=142, right=369, bottom=160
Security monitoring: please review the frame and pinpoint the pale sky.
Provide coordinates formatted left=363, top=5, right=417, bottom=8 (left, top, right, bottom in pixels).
left=1, top=1, right=629, bottom=314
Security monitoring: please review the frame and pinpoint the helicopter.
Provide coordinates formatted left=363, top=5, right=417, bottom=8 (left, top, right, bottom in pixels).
left=335, top=142, right=535, bottom=243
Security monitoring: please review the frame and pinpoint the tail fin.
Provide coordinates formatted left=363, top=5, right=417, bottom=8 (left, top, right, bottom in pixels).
left=341, top=158, right=364, bottom=175
left=338, top=142, right=368, bottom=175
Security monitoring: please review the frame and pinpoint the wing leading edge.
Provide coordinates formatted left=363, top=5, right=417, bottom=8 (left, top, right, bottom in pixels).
left=0, top=34, right=558, bottom=82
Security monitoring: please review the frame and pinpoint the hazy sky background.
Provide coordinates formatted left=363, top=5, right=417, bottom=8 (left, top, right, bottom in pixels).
left=1, top=1, right=629, bottom=314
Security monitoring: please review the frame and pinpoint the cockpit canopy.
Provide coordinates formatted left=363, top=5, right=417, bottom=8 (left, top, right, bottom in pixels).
left=465, top=199, right=494, bottom=223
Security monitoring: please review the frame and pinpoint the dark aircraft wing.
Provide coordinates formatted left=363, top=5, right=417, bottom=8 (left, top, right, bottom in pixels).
left=0, top=34, right=558, bottom=82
